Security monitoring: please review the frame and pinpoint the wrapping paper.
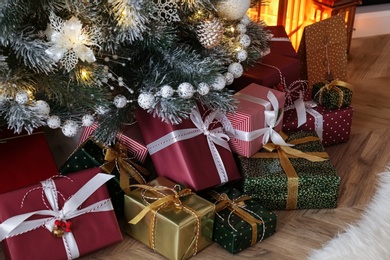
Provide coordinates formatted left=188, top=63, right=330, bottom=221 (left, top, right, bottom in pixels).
left=79, top=122, right=148, bottom=163
left=312, top=81, right=353, bottom=109
left=266, top=26, right=298, bottom=58
left=238, top=131, right=340, bottom=210
left=0, top=131, right=58, bottom=194
left=203, top=188, right=277, bottom=254
left=124, top=177, right=215, bottom=260
left=0, top=167, right=123, bottom=260
left=283, top=105, right=353, bottom=146
left=226, top=83, right=285, bottom=157
left=135, top=107, right=241, bottom=191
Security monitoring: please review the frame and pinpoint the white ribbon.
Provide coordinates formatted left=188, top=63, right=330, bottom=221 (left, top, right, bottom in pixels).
left=307, top=107, right=324, bottom=140
left=146, top=107, right=231, bottom=184
left=231, top=91, right=291, bottom=146
left=0, top=173, right=114, bottom=260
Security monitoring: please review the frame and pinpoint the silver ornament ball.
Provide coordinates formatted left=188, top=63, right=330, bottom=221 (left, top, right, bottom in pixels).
left=197, top=83, right=210, bottom=96
left=241, top=15, right=251, bottom=25
left=236, top=23, right=247, bottom=34
left=82, top=114, right=94, bottom=127
left=113, top=94, right=128, bottom=108
left=177, top=83, right=194, bottom=99
left=15, top=91, right=29, bottom=105
left=216, top=0, right=251, bottom=20
left=160, top=85, right=174, bottom=98
left=228, top=63, right=244, bottom=78
left=240, top=34, right=251, bottom=48
left=236, top=49, right=248, bottom=62
left=211, top=74, right=227, bottom=90
left=47, top=115, right=61, bottom=129
left=32, top=100, right=50, bottom=118
left=137, top=93, right=155, bottom=109
left=224, top=72, right=235, bottom=86
left=62, top=120, right=79, bottom=137
left=95, top=105, right=110, bottom=115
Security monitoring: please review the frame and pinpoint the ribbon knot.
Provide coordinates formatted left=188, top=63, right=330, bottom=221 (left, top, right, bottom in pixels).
left=315, top=79, right=353, bottom=108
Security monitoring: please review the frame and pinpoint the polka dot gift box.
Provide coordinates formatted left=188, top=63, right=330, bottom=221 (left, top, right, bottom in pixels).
left=282, top=105, right=353, bottom=146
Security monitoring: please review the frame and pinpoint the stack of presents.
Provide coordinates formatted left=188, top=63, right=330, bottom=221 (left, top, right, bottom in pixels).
left=0, top=16, right=354, bottom=260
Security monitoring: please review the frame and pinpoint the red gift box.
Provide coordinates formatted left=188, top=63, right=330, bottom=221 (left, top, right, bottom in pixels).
left=282, top=105, right=353, bottom=146
left=135, top=107, right=241, bottom=191
left=0, top=131, right=58, bottom=194
left=79, top=122, right=148, bottom=163
left=266, top=26, right=298, bottom=59
left=0, top=167, right=123, bottom=260
left=226, top=83, right=285, bottom=157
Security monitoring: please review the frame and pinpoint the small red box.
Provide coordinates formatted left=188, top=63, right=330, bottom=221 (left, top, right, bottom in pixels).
left=282, top=105, right=353, bottom=146
left=135, top=107, right=241, bottom=191
left=266, top=26, right=298, bottom=59
left=0, top=167, right=123, bottom=260
left=79, top=122, right=148, bottom=163
left=0, top=131, right=58, bottom=194
left=226, top=84, right=285, bottom=157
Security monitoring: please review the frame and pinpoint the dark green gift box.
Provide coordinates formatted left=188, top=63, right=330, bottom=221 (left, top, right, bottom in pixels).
left=312, top=80, right=353, bottom=109
left=203, top=188, right=277, bottom=254
left=237, top=131, right=340, bottom=210
left=59, top=139, right=150, bottom=217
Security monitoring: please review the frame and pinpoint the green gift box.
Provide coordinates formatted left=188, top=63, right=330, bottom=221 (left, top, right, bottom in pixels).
left=237, top=131, right=340, bottom=210
left=124, top=177, right=215, bottom=260
left=59, top=139, right=150, bottom=217
left=312, top=80, right=353, bottom=109
left=205, top=188, right=277, bottom=254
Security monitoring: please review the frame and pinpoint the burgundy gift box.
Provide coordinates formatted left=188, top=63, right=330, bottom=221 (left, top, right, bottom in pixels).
left=282, top=105, right=353, bottom=146
left=135, top=107, right=241, bottom=191
left=79, top=122, right=148, bottom=163
left=226, top=83, right=285, bottom=157
left=0, top=167, right=123, bottom=260
left=266, top=26, right=298, bottom=58
left=0, top=131, right=58, bottom=194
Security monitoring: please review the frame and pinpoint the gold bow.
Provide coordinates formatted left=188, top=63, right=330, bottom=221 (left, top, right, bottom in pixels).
left=128, top=184, right=201, bottom=255
left=210, top=191, right=264, bottom=245
left=101, top=142, right=149, bottom=195
left=316, top=80, right=353, bottom=108
left=250, top=132, right=328, bottom=210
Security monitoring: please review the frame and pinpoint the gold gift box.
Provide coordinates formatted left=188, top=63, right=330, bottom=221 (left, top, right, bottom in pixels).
left=124, top=177, right=215, bottom=260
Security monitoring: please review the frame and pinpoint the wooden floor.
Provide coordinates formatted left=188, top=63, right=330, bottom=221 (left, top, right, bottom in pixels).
left=2, top=34, right=390, bottom=260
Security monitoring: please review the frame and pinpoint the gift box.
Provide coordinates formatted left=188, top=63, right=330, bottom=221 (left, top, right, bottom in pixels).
left=226, top=83, right=285, bottom=158
left=124, top=177, right=215, bottom=260
left=282, top=105, right=353, bottom=146
left=237, top=131, right=340, bottom=210
left=0, top=131, right=58, bottom=194
left=135, top=106, right=241, bottom=191
left=204, top=188, right=277, bottom=254
left=266, top=26, right=298, bottom=59
left=312, top=80, right=353, bottom=109
left=79, top=122, right=148, bottom=163
left=0, top=167, right=123, bottom=260
left=59, top=139, right=150, bottom=217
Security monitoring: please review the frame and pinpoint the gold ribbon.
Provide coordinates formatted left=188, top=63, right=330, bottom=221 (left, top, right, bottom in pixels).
left=250, top=132, right=328, bottom=210
left=210, top=191, right=264, bottom=246
left=316, top=80, right=353, bottom=108
left=128, top=184, right=201, bottom=256
left=101, top=142, right=149, bottom=195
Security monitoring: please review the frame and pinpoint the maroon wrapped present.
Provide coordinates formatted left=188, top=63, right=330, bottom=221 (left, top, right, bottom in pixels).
left=282, top=104, right=353, bottom=146
left=226, top=83, right=285, bottom=158
left=0, top=131, right=58, bottom=194
left=79, top=122, right=148, bottom=163
left=135, top=107, right=241, bottom=191
left=266, top=26, right=298, bottom=58
left=0, top=167, right=123, bottom=260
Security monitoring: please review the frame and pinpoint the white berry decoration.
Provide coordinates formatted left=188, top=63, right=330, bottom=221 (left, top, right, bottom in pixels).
left=62, top=120, right=79, bottom=137
left=32, top=100, right=50, bottom=118
left=228, top=62, right=244, bottom=78
left=82, top=114, right=94, bottom=126
left=236, top=49, right=248, bottom=62
left=177, top=82, right=194, bottom=99
left=216, top=0, right=251, bottom=20
left=224, top=72, right=235, bottom=85
left=236, top=23, right=247, bottom=34
left=240, top=34, right=251, bottom=48
left=15, top=91, right=29, bottom=104
left=47, top=115, right=61, bottom=129
left=160, top=85, right=174, bottom=98
left=113, top=94, right=127, bottom=108
left=138, top=92, right=155, bottom=109
left=211, top=74, right=226, bottom=90
left=197, top=82, right=210, bottom=95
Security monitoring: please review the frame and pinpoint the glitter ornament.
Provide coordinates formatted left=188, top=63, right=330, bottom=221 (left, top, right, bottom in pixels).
left=113, top=94, right=127, bottom=108
left=62, top=120, right=78, bottom=137
left=197, top=17, right=224, bottom=49
left=236, top=23, right=247, bottom=34
left=32, top=100, right=50, bottom=118
left=15, top=91, right=29, bottom=104
left=236, top=49, right=248, bottom=62
left=82, top=114, right=94, bottom=127
left=228, top=62, right=244, bottom=78
left=224, top=72, right=235, bottom=85
left=160, top=85, right=174, bottom=98
left=138, top=93, right=155, bottom=109
left=240, top=34, right=251, bottom=48
left=215, top=0, right=251, bottom=20
left=197, top=82, right=210, bottom=95
left=177, top=83, right=194, bottom=99
left=47, top=115, right=61, bottom=129
left=211, top=74, right=226, bottom=90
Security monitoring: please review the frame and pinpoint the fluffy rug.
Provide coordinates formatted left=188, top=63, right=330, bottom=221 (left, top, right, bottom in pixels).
left=308, top=170, right=390, bottom=260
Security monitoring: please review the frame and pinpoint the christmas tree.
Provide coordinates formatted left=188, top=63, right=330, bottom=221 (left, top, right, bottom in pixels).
left=0, top=0, right=270, bottom=144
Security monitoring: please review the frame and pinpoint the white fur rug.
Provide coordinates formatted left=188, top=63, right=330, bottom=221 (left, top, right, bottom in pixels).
left=308, top=170, right=390, bottom=260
